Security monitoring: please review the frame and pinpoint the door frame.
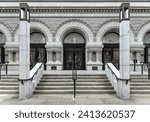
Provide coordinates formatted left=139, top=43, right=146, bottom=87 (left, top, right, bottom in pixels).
left=63, top=43, right=85, bottom=70
left=30, top=44, right=47, bottom=70
left=102, top=44, right=119, bottom=70
left=0, top=44, right=5, bottom=63
left=144, top=44, right=150, bottom=63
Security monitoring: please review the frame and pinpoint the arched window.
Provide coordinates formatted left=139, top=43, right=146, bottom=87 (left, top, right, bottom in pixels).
left=64, top=33, right=85, bottom=44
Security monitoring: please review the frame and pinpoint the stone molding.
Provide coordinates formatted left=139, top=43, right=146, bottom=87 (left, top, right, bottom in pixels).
left=14, top=19, right=53, bottom=43
left=137, top=20, right=150, bottom=43
left=55, top=19, right=94, bottom=43
left=0, top=21, right=12, bottom=42
left=96, top=19, right=135, bottom=43
left=1, top=8, right=150, bottom=14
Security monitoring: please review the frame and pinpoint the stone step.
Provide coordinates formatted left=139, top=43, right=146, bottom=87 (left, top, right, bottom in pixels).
left=0, top=79, right=18, bottom=82
left=0, top=86, right=18, bottom=90
left=131, top=90, right=150, bottom=94
left=130, top=76, right=148, bottom=79
left=130, top=83, right=150, bottom=86
left=40, top=79, right=109, bottom=82
left=42, top=76, right=107, bottom=79
left=34, top=89, right=115, bottom=94
left=1, top=75, right=18, bottom=79
left=0, top=90, right=19, bottom=94
left=37, top=82, right=112, bottom=86
left=0, top=81, right=19, bottom=83
left=131, top=79, right=150, bottom=82
left=131, top=86, right=150, bottom=90
left=36, top=86, right=114, bottom=90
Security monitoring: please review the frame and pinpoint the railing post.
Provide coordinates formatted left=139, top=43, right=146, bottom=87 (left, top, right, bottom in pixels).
left=19, top=3, right=30, bottom=99
left=72, top=70, right=77, bottom=98
left=0, top=63, right=2, bottom=80
left=140, top=62, right=144, bottom=75
left=5, top=61, right=9, bottom=75
left=133, top=59, right=137, bottom=71
left=119, top=3, right=130, bottom=99
left=148, top=63, right=150, bottom=80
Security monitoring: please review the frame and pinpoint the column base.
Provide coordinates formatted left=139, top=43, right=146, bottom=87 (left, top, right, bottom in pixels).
left=86, top=61, right=102, bottom=71
left=46, top=61, right=62, bottom=71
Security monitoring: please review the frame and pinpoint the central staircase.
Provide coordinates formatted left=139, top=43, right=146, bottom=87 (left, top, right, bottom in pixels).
left=34, top=71, right=116, bottom=95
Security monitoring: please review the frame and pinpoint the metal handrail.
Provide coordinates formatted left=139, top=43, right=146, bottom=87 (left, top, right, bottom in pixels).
left=18, top=62, right=43, bottom=84
left=106, top=63, right=130, bottom=84
left=140, top=61, right=149, bottom=75
left=0, top=61, right=9, bottom=79
left=72, top=70, right=77, bottom=98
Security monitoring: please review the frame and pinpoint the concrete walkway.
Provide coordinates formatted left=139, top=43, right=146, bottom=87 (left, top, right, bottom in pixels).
left=0, top=94, right=150, bottom=105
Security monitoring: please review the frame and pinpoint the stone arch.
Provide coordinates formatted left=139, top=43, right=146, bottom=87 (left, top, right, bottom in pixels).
left=14, top=19, right=53, bottom=43
left=137, top=21, right=150, bottom=43
left=96, top=19, right=135, bottom=43
left=55, top=19, right=94, bottom=43
left=0, top=21, right=12, bottom=42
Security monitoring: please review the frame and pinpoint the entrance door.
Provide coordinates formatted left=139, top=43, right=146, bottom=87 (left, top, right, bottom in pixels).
left=30, top=44, right=46, bottom=70
left=64, top=44, right=85, bottom=70
left=144, top=45, right=150, bottom=63
left=102, top=44, right=119, bottom=70
left=0, top=45, right=4, bottom=63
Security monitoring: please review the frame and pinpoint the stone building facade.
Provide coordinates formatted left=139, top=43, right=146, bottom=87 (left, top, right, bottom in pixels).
left=0, top=0, right=150, bottom=72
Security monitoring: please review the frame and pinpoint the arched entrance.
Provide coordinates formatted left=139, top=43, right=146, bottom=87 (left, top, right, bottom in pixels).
left=63, top=32, right=85, bottom=70
left=30, top=29, right=47, bottom=70
left=0, top=32, right=6, bottom=63
left=102, top=29, right=119, bottom=69
left=143, top=31, right=150, bottom=62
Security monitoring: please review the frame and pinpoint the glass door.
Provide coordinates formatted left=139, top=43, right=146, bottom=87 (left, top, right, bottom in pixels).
left=30, top=44, right=46, bottom=70
left=102, top=44, right=119, bottom=70
left=64, top=44, right=85, bottom=70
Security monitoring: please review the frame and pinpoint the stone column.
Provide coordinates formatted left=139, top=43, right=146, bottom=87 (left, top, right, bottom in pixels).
left=96, top=52, right=100, bottom=62
left=118, top=3, right=130, bottom=99
left=48, top=51, right=53, bottom=62
left=16, top=51, right=19, bottom=62
left=88, top=52, right=92, bottom=61
left=19, top=3, right=30, bottom=99
left=56, top=52, right=61, bottom=61
left=8, top=52, right=13, bottom=62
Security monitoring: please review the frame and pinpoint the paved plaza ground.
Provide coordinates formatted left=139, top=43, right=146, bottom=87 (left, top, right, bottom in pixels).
left=0, top=94, right=150, bottom=105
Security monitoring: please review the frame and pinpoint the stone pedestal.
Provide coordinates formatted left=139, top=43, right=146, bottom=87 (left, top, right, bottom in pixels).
left=19, top=21, right=30, bottom=99
left=118, top=3, right=130, bottom=99
left=19, top=3, right=30, bottom=99
left=46, top=42, right=62, bottom=70
left=86, top=46, right=103, bottom=71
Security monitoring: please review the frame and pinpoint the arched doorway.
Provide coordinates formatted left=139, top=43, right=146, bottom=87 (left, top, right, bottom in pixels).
left=30, top=29, right=47, bottom=70
left=63, top=32, right=85, bottom=70
left=0, top=32, right=6, bottom=63
left=102, top=29, right=119, bottom=70
left=143, top=32, right=150, bottom=63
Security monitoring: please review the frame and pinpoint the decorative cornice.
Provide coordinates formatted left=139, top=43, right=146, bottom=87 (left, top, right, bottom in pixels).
left=1, top=8, right=150, bottom=13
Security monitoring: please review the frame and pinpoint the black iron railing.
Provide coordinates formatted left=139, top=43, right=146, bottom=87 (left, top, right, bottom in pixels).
left=140, top=62, right=150, bottom=79
left=18, top=63, right=43, bottom=84
left=0, top=61, right=9, bottom=80
left=72, top=70, right=77, bottom=98
left=106, top=63, right=130, bottom=84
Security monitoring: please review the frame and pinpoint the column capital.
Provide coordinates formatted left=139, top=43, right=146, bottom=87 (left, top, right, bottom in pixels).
left=20, top=3, right=30, bottom=22
left=119, top=3, right=130, bottom=22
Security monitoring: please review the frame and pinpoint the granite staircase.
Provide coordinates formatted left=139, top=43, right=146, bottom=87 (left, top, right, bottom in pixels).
left=0, top=74, right=19, bottom=95
left=0, top=73, right=150, bottom=97
left=131, top=74, right=150, bottom=95
left=34, top=73, right=116, bottom=95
